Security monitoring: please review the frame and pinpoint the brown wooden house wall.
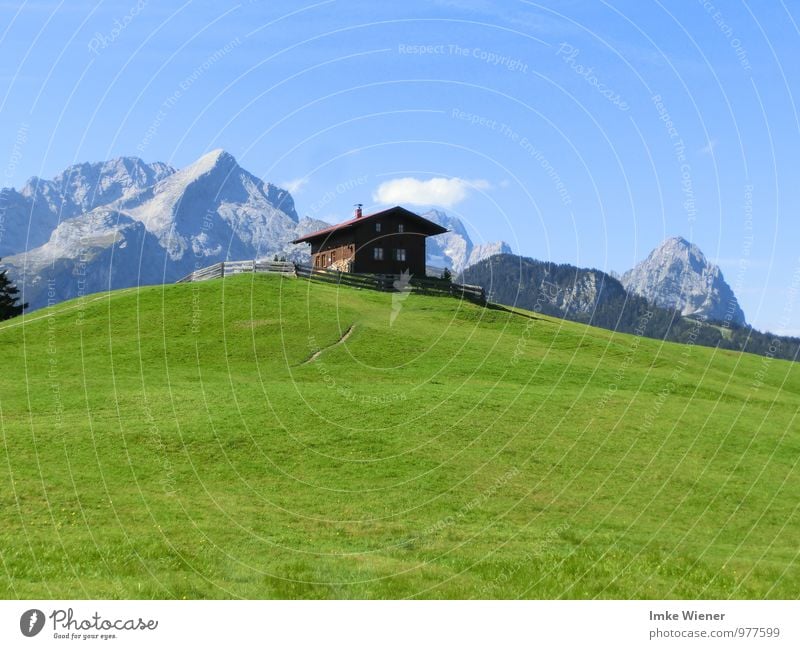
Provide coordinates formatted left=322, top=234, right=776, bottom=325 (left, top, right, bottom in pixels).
left=310, top=229, right=356, bottom=271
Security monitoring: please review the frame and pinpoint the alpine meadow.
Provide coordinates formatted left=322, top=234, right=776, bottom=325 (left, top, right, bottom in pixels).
left=1, top=273, right=797, bottom=599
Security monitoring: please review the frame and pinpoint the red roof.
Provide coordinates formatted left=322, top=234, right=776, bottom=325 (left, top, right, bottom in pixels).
left=291, top=206, right=448, bottom=244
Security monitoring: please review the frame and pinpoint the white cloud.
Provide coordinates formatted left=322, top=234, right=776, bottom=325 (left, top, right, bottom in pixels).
left=372, top=176, right=491, bottom=208
left=283, top=177, right=308, bottom=194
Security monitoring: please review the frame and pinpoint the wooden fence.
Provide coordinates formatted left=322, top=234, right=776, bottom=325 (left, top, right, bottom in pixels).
left=176, top=260, right=296, bottom=283
left=177, top=260, right=485, bottom=304
left=294, top=265, right=485, bottom=303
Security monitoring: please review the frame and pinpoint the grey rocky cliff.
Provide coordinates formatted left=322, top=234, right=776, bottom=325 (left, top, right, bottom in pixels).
left=4, top=151, right=313, bottom=310
left=0, top=156, right=175, bottom=257
left=421, top=208, right=511, bottom=272
left=621, top=236, right=746, bottom=326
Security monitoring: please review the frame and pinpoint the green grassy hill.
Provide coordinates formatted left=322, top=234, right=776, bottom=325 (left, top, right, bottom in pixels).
left=1, top=274, right=798, bottom=599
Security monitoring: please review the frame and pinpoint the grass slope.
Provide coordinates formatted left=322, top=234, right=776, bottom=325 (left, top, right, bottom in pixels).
left=0, top=274, right=798, bottom=599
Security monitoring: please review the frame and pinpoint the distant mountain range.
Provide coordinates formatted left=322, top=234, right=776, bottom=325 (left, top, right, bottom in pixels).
left=460, top=254, right=798, bottom=362
left=1, top=150, right=506, bottom=310
left=0, top=148, right=773, bottom=362
left=0, top=157, right=176, bottom=258
left=1, top=151, right=312, bottom=309
left=421, top=209, right=512, bottom=273
left=458, top=234, right=749, bottom=334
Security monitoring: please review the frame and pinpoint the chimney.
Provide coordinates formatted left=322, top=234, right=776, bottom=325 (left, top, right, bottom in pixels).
left=354, top=203, right=363, bottom=219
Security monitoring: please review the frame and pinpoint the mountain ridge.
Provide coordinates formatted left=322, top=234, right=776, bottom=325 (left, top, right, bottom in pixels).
left=621, top=235, right=746, bottom=326
left=461, top=252, right=796, bottom=362
left=3, top=150, right=307, bottom=309
left=421, top=208, right=512, bottom=272
left=0, top=156, right=176, bottom=257
left=1, top=153, right=750, bottom=332
left=1, top=152, right=512, bottom=310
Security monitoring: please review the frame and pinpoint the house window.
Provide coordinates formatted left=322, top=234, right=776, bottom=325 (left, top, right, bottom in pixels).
left=331, top=250, right=336, bottom=262
left=395, top=248, right=406, bottom=261
left=398, top=224, right=404, bottom=233
left=373, top=247, right=384, bottom=260
left=375, top=222, right=382, bottom=232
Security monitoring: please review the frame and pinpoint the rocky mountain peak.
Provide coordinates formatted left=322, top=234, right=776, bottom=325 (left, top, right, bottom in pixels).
left=654, top=236, right=707, bottom=272
left=21, top=156, right=176, bottom=210
left=180, top=148, right=236, bottom=179
left=0, top=156, right=176, bottom=257
left=2, top=150, right=316, bottom=309
left=422, top=208, right=511, bottom=272
left=621, top=236, right=746, bottom=326
left=264, top=183, right=298, bottom=221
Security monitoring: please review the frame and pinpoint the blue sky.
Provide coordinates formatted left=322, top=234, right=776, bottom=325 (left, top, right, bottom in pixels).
left=1, top=0, right=799, bottom=334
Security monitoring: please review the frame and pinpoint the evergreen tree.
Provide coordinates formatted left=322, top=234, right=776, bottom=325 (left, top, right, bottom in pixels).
left=0, top=261, right=26, bottom=321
